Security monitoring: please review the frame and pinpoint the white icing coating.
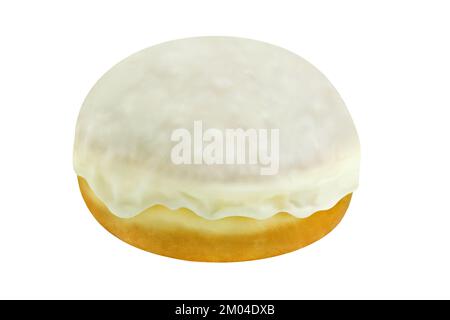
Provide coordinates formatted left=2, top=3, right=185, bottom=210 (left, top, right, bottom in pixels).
left=74, top=37, right=360, bottom=220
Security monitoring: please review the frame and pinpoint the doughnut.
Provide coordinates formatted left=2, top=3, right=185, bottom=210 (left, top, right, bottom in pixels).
left=74, top=37, right=360, bottom=262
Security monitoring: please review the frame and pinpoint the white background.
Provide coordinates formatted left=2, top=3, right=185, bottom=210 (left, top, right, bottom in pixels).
left=1, top=0, right=449, bottom=300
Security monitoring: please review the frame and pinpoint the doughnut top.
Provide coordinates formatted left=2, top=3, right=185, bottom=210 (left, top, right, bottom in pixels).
left=74, top=37, right=360, bottom=220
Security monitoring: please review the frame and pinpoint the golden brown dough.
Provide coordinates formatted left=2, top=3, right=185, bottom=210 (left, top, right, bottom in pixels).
left=78, top=176, right=351, bottom=262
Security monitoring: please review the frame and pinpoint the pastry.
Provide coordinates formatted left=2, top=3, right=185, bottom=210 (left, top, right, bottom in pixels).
left=74, top=37, right=360, bottom=262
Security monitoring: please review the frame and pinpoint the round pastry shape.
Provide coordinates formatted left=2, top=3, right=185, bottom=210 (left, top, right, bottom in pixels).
left=74, top=37, right=360, bottom=262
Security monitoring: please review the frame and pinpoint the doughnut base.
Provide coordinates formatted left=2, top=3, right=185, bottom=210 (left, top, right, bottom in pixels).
left=78, top=176, right=351, bottom=262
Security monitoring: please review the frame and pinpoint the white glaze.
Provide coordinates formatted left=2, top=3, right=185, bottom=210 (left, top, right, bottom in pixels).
left=74, top=37, right=360, bottom=220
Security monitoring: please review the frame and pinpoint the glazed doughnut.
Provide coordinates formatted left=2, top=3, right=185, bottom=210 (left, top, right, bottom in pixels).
left=74, top=37, right=360, bottom=261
